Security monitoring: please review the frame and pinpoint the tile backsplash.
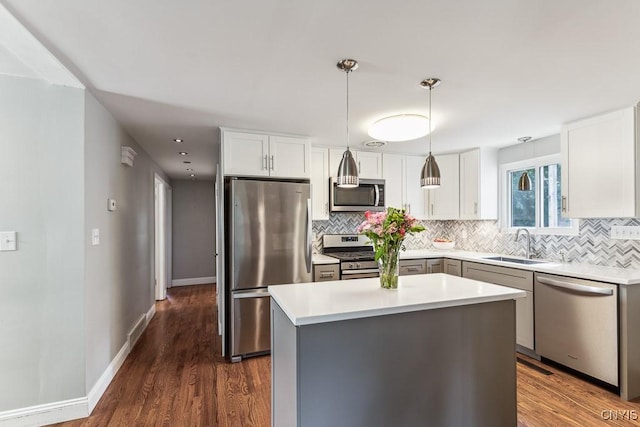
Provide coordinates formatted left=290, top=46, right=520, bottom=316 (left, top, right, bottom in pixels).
left=313, top=214, right=640, bottom=269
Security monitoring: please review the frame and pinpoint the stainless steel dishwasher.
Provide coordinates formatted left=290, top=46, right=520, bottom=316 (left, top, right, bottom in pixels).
left=535, top=273, right=618, bottom=386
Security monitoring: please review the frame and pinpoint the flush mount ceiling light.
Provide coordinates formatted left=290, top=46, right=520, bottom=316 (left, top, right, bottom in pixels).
left=368, top=114, right=429, bottom=142
left=336, top=58, right=359, bottom=188
left=178, top=151, right=188, bottom=156
left=517, top=136, right=533, bottom=191
left=420, top=78, right=441, bottom=189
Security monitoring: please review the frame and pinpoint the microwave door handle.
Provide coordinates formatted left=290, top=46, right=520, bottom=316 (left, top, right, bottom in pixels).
left=374, top=185, right=380, bottom=207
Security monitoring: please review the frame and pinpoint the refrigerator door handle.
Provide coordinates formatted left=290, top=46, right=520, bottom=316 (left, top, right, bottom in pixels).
left=306, top=198, right=312, bottom=274
left=233, top=290, right=271, bottom=299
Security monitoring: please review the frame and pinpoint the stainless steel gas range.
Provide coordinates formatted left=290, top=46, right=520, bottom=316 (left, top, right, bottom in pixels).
left=322, top=234, right=379, bottom=280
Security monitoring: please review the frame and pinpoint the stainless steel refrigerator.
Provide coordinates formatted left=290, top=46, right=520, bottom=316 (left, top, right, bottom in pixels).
left=225, top=178, right=312, bottom=362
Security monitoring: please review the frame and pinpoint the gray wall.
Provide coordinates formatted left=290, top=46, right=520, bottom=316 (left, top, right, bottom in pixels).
left=83, top=92, right=169, bottom=390
left=171, top=180, right=216, bottom=281
left=0, top=75, right=86, bottom=410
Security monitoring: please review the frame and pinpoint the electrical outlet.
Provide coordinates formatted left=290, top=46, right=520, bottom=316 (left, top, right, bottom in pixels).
left=0, top=231, right=17, bottom=251
left=92, top=228, right=100, bottom=245
left=611, top=226, right=640, bottom=240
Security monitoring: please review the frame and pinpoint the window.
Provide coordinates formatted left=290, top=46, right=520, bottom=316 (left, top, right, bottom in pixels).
left=501, top=155, right=578, bottom=235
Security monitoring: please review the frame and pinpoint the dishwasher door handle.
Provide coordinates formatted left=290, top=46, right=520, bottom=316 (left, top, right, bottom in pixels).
left=537, top=275, right=614, bottom=296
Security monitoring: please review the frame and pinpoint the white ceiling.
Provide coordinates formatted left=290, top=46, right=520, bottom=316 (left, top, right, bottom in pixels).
left=3, top=0, right=640, bottom=180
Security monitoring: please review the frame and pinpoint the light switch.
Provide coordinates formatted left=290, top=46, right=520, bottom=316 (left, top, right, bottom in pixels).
left=611, top=225, right=640, bottom=240
left=0, top=231, right=17, bottom=251
left=92, top=228, right=100, bottom=246
left=107, top=198, right=117, bottom=212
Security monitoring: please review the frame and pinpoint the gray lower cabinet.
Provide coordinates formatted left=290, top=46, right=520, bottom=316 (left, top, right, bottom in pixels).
left=399, top=258, right=443, bottom=275
left=462, top=261, right=534, bottom=350
left=444, top=258, right=462, bottom=276
left=399, top=259, right=427, bottom=275
left=313, top=264, right=340, bottom=282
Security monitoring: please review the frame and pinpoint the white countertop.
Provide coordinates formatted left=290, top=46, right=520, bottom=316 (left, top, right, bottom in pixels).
left=312, top=248, right=640, bottom=285
left=312, top=253, right=340, bottom=265
left=269, top=273, right=526, bottom=326
left=399, top=249, right=640, bottom=285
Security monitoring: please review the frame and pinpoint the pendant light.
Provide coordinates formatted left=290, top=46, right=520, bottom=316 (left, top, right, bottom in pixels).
left=336, top=59, right=359, bottom=188
left=517, top=136, right=532, bottom=191
left=420, top=78, right=441, bottom=189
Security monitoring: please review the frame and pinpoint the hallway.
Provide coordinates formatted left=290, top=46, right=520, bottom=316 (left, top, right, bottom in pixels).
left=52, top=285, right=270, bottom=427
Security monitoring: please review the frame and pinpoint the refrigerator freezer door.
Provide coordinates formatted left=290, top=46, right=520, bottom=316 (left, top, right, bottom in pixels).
left=230, top=179, right=312, bottom=291
left=231, top=289, right=271, bottom=359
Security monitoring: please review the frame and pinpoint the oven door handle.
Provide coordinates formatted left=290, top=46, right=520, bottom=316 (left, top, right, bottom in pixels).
left=374, top=185, right=380, bottom=207
left=342, top=268, right=379, bottom=275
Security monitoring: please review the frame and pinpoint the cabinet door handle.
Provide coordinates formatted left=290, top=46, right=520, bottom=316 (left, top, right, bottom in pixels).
left=561, top=196, right=567, bottom=212
left=358, top=161, right=361, bottom=174
left=325, top=202, right=329, bottom=215
left=407, top=203, right=411, bottom=213
left=474, top=202, right=478, bottom=214
left=407, top=267, right=420, bottom=272
left=270, top=155, right=274, bottom=170
left=263, top=155, right=268, bottom=170
left=431, top=203, right=434, bottom=216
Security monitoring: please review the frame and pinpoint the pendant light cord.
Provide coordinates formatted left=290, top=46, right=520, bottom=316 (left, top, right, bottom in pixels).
left=346, top=69, right=350, bottom=150
left=428, top=85, right=432, bottom=154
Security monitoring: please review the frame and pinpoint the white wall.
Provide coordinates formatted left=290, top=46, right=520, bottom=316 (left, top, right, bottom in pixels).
left=171, top=180, right=215, bottom=281
left=0, top=75, right=86, bottom=410
left=84, top=92, right=169, bottom=392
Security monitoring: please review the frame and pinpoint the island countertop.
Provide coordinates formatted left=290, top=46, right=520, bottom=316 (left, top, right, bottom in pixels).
left=269, top=273, right=525, bottom=326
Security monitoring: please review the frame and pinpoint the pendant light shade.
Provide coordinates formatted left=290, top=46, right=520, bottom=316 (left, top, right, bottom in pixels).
left=420, top=78, right=441, bottom=189
left=336, top=148, right=359, bottom=188
left=518, top=171, right=532, bottom=191
left=517, top=136, right=533, bottom=192
left=336, top=59, right=359, bottom=188
left=421, top=153, right=441, bottom=188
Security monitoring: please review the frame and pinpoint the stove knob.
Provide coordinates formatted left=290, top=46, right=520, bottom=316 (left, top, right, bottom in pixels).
left=348, top=263, right=354, bottom=269
left=356, top=262, right=361, bottom=268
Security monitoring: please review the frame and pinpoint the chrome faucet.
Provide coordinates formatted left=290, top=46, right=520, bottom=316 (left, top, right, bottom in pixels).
left=515, top=228, right=531, bottom=259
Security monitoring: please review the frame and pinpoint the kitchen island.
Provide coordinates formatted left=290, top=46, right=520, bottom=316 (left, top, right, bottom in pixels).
left=269, top=274, right=526, bottom=427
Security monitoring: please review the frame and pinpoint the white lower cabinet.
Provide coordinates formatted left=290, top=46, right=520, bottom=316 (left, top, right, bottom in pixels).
left=462, top=261, right=534, bottom=350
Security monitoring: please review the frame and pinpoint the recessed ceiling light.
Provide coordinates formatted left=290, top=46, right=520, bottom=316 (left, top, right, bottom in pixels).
left=183, top=161, right=191, bottom=164
left=173, top=138, right=184, bottom=143
left=368, top=114, right=430, bottom=142
left=362, top=140, right=387, bottom=148
left=178, top=151, right=188, bottom=156
left=190, top=174, right=195, bottom=177
left=186, top=168, right=194, bottom=172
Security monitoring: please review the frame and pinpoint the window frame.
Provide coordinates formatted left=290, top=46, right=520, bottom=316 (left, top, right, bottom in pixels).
left=499, top=154, right=579, bottom=236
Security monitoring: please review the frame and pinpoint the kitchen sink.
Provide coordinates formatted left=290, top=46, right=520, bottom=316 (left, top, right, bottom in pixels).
left=482, top=256, right=546, bottom=265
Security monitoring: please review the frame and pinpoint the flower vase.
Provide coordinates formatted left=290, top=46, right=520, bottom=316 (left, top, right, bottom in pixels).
left=378, top=246, right=401, bottom=289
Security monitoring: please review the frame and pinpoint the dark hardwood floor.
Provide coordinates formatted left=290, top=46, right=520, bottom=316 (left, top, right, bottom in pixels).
left=51, top=285, right=639, bottom=426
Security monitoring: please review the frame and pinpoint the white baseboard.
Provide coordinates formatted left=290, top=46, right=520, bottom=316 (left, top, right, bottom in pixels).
left=146, top=303, right=156, bottom=323
left=171, top=276, right=215, bottom=286
left=0, top=397, right=87, bottom=427
left=87, top=340, right=129, bottom=413
left=0, top=302, right=157, bottom=425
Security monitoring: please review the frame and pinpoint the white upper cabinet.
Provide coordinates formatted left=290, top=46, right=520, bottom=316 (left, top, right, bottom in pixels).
left=382, top=154, right=428, bottom=219
left=404, top=155, right=429, bottom=219
left=269, top=135, right=311, bottom=179
left=329, top=148, right=383, bottom=179
left=222, top=131, right=270, bottom=177
left=356, top=150, right=383, bottom=179
left=426, top=153, right=460, bottom=220
left=459, top=148, right=498, bottom=220
left=561, top=105, right=639, bottom=218
left=382, top=153, right=405, bottom=210
left=221, top=129, right=310, bottom=179
left=311, top=147, right=330, bottom=220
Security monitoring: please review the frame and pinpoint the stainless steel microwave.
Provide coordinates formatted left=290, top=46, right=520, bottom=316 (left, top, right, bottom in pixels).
left=329, top=178, right=385, bottom=212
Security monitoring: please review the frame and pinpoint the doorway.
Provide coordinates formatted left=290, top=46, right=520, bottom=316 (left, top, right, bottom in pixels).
left=154, top=174, right=171, bottom=300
